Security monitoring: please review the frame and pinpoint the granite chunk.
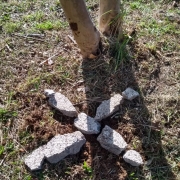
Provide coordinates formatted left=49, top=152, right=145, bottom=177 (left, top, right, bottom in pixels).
left=24, top=131, right=86, bottom=170
left=123, top=150, right=143, bottom=166
left=24, top=146, right=46, bottom=171
left=48, top=92, right=78, bottom=117
left=94, top=94, right=124, bottom=121
left=74, top=113, right=101, bottom=134
left=44, top=89, right=55, bottom=97
left=97, top=125, right=127, bottom=155
left=122, top=88, right=139, bottom=100
left=44, top=131, right=86, bottom=163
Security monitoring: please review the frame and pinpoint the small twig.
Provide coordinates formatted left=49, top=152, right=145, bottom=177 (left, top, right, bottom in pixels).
left=137, top=124, right=160, bottom=131
left=5, top=44, right=12, bottom=52
left=13, top=139, right=28, bottom=153
left=26, top=33, right=45, bottom=39
left=48, top=52, right=61, bottom=60
left=68, top=35, right=77, bottom=44
left=12, top=33, right=46, bottom=42
left=0, top=154, right=7, bottom=166
left=165, top=52, right=180, bottom=56
left=39, top=52, right=61, bottom=66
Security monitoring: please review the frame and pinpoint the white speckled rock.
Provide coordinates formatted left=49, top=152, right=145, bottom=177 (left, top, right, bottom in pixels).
left=44, top=131, right=86, bottom=163
left=48, top=92, right=78, bottom=117
left=24, top=146, right=46, bottom=171
left=97, top=125, right=127, bottom=155
left=122, top=88, right=139, bottom=100
left=0, top=103, right=4, bottom=108
left=44, top=89, right=55, bottom=97
left=74, top=113, right=101, bottom=134
left=94, top=94, right=124, bottom=121
left=24, top=131, right=86, bottom=170
left=123, top=150, right=143, bottom=166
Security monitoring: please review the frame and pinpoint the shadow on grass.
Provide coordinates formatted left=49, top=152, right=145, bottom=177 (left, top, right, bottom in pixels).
left=80, top=37, right=176, bottom=179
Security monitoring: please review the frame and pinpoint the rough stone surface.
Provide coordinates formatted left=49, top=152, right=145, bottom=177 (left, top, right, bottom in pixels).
left=97, top=125, right=127, bottom=155
left=123, top=150, right=143, bottom=166
left=48, top=92, right=78, bottom=117
left=24, top=146, right=46, bottom=171
left=24, top=131, right=86, bottom=170
left=0, top=104, right=4, bottom=108
left=94, top=94, right=124, bottom=121
left=44, top=131, right=86, bottom=163
left=74, top=113, right=101, bottom=134
left=44, top=89, right=55, bottom=97
left=122, top=88, right=139, bottom=100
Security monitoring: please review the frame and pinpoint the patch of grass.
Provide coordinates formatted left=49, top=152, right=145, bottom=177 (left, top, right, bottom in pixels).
left=139, top=18, right=178, bottom=38
left=17, top=67, right=73, bottom=92
left=36, top=21, right=54, bottom=31
left=17, top=75, right=41, bottom=92
left=83, top=161, right=93, bottom=177
left=3, top=22, right=21, bottom=34
left=128, top=171, right=139, bottom=180
left=0, top=108, right=17, bottom=123
left=23, top=11, right=45, bottom=22
left=19, top=131, right=34, bottom=146
left=35, top=20, right=67, bottom=31
left=0, top=13, right=11, bottom=23
left=0, top=0, right=180, bottom=179
left=129, top=1, right=143, bottom=10
left=0, top=145, right=4, bottom=156
left=110, top=35, right=131, bottom=71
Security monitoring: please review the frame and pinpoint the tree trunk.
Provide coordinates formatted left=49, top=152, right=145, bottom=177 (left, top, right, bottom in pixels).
left=98, top=0, right=123, bottom=39
left=60, top=0, right=101, bottom=59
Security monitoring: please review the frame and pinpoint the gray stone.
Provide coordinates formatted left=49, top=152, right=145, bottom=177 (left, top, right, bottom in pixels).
left=122, top=88, right=139, bottom=100
left=24, top=146, right=46, bottom=171
left=44, top=89, right=55, bottom=97
left=0, top=104, right=4, bottom=109
left=74, top=113, right=101, bottom=134
left=97, top=125, right=127, bottom=155
left=24, top=131, right=86, bottom=170
left=123, top=150, right=143, bottom=166
left=44, top=131, right=86, bottom=163
left=94, top=94, right=124, bottom=121
left=48, top=92, right=78, bottom=117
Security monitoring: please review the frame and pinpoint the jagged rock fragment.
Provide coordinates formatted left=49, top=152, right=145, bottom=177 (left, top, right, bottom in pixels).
left=94, top=94, right=124, bottom=121
left=97, top=125, right=127, bottom=155
left=24, top=146, right=46, bottom=171
left=44, top=89, right=55, bottom=97
left=122, top=88, right=139, bottom=100
left=48, top=92, right=78, bottom=117
left=44, top=131, right=86, bottom=163
left=123, top=150, right=143, bottom=166
left=24, top=131, right=86, bottom=170
left=74, top=113, right=101, bottom=134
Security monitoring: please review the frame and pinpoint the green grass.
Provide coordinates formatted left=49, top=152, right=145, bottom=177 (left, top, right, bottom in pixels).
left=3, top=22, right=21, bottom=34
left=23, top=11, right=45, bottom=22
left=0, top=0, right=180, bottom=179
left=35, top=20, right=66, bottom=31
left=83, top=161, right=93, bottom=176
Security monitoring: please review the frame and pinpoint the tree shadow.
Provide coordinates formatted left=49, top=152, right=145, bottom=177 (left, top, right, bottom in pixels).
left=80, top=37, right=176, bottom=179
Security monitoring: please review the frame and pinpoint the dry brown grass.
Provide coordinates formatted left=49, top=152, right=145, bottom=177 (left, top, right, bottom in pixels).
left=0, top=0, right=180, bottom=179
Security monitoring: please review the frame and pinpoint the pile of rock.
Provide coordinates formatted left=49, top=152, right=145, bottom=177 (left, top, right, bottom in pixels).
left=25, top=88, right=143, bottom=171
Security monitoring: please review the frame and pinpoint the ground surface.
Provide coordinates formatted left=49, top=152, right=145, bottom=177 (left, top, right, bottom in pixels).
left=0, top=0, right=180, bottom=179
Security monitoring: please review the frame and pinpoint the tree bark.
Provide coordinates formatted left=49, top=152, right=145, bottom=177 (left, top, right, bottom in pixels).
left=60, top=0, right=101, bottom=59
left=98, top=0, right=123, bottom=39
